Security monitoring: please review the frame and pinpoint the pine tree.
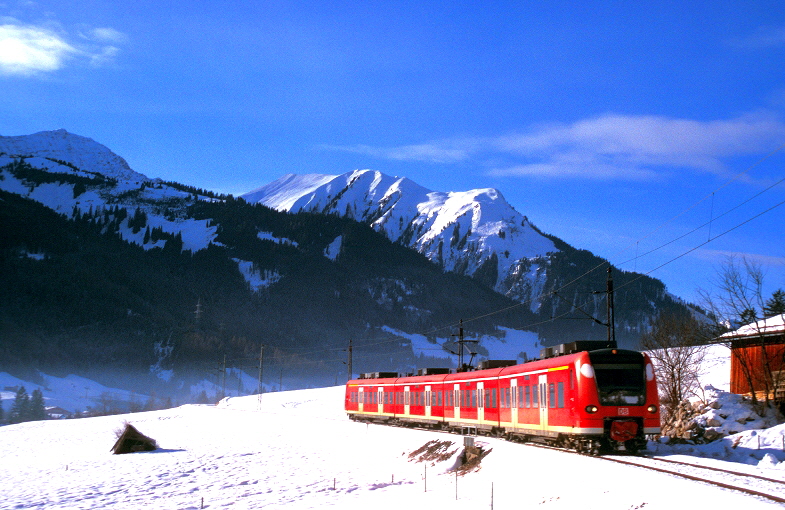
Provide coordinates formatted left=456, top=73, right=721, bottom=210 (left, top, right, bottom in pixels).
left=763, top=289, right=785, bottom=318
left=10, top=386, right=30, bottom=424
left=29, top=389, right=47, bottom=421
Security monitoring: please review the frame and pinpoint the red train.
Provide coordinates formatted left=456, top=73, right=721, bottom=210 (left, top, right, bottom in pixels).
left=344, top=341, right=660, bottom=454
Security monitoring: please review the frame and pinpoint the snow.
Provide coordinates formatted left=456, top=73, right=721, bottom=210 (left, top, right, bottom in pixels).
left=324, top=235, right=342, bottom=261
left=233, top=258, right=282, bottom=292
left=0, top=157, right=219, bottom=253
left=2, top=384, right=784, bottom=509
left=241, top=170, right=559, bottom=299
left=721, top=314, right=785, bottom=339
left=242, top=173, right=338, bottom=210
left=0, top=129, right=148, bottom=183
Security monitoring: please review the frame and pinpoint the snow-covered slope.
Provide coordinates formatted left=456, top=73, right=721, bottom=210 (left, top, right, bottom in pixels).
left=1, top=382, right=783, bottom=509
left=243, top=170, right=557, bottom=304
left=0, top=130, right=218, bottom=253
left=0, top=129, right=147, bottom=183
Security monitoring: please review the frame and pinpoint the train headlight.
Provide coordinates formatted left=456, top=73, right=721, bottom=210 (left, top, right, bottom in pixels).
left=580, top=364, right=595, bottom=379
left=585, top=405, right=599, bottom=414
left=647, top=405, right=658, bottom=414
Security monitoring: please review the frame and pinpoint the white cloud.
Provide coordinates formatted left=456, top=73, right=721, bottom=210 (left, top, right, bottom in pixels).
left=324, top=112, right=785, bottom=182
left=0, top=23, right=76, bottom=75
left=0, top=21, right=127, bottom=76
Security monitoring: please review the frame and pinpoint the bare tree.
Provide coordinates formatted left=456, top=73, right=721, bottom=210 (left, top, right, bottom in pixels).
left=641, top=311, right=711, bottom=421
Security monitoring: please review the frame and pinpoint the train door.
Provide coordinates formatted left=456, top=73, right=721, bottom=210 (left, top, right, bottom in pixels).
left=425, top=385, right=432, bottom=417
left=477, top=381, right=485, bottom=423
left=378, top=387, right=385, bottom=414
left=538, top=374, right=548, bottom=430
left=511, top=379, right=518, bottom=427
left=454, top=384, right=460, bottom=420
left=358, top=387, right=364, bottom=413
left=404, top=385, right=411, bottom=416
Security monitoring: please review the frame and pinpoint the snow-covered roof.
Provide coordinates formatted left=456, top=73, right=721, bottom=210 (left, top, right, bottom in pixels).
left=720, top=313, right=785, bottom=340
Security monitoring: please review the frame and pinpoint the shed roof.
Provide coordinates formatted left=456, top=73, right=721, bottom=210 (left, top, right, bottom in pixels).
left=720, top=313, right=785, bottom=340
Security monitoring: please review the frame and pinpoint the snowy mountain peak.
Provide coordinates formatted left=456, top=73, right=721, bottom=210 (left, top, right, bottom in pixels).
left=242, top=169, right=557, bottom=304
left=0, top=130, right=148, bottom=183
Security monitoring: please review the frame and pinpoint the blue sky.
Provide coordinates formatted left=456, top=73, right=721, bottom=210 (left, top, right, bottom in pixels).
left=1, top=0, right=784, bottom=308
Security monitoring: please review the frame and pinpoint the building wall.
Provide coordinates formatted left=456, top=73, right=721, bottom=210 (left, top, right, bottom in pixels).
left=730, top=338, right=785, bottom=398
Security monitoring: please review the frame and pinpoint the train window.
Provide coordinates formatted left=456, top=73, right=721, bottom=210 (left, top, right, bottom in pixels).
left=589, top=351, right=646, bottom=406
left=548, top=383, right=555, bottom=408
left=558, top=382, right=565, bottom=408
left=505, top=387, right=511, bottom=408
left=532, top=385, right=538, bottom=407
left=491, top=388, right=497, bottom=408
left=471, top=390, right=477, bottom=408
left=524, top=386, right=530, bottom=408
left=512, top=387, right=517, bottom=408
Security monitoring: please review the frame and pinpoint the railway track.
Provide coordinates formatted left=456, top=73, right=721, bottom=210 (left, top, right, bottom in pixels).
left=523, top=441, right=785, bottom=504
left=601, top=454, right=785, bottom=504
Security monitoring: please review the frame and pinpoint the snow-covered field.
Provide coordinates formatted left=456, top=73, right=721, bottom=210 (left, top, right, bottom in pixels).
left=2, top=382, right=785, bottom=509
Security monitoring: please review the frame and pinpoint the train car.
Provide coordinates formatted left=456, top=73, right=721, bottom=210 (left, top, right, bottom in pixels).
left=345, top=343, right=660, bottom=454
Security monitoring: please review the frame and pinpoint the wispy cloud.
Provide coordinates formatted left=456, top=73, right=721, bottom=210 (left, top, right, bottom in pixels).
left=324, top=112, right=785, bottom=181
left=0, top=20, right=127, bottom=76
left=319, top=141, right=474, bottom=164
left=488, top=113, right=785, bottom=180
left=729, top=24, right=785, bottom=49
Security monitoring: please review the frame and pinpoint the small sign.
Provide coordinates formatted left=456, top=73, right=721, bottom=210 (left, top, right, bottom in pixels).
left=618, top=408, right=629, bottom=415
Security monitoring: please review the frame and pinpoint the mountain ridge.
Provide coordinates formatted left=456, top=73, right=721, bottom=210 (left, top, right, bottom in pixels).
left=243, top=169, right=558, bottom=308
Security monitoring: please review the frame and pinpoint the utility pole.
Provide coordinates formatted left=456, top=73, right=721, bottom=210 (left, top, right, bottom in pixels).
left=452, top=319, right=478, bottom=372
left=347, top=338, right=353, bottom=381
left=221, top=354, right=227, bottom=399
left=606, top=267, right=616, bottom=345
left=257, top=344, right=265, bottom=395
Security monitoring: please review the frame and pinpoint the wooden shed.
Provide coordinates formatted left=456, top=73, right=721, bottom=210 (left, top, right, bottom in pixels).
left=721, top=314, right=785, bottom=402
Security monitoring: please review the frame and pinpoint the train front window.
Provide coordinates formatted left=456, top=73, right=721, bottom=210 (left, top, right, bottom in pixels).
left=593, top=364, right=645, bottom=405
left=589, top=350, right=646, bottom=406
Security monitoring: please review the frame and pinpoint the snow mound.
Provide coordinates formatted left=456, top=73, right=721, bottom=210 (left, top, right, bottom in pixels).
left=693, top=385, right=782, bottom=439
